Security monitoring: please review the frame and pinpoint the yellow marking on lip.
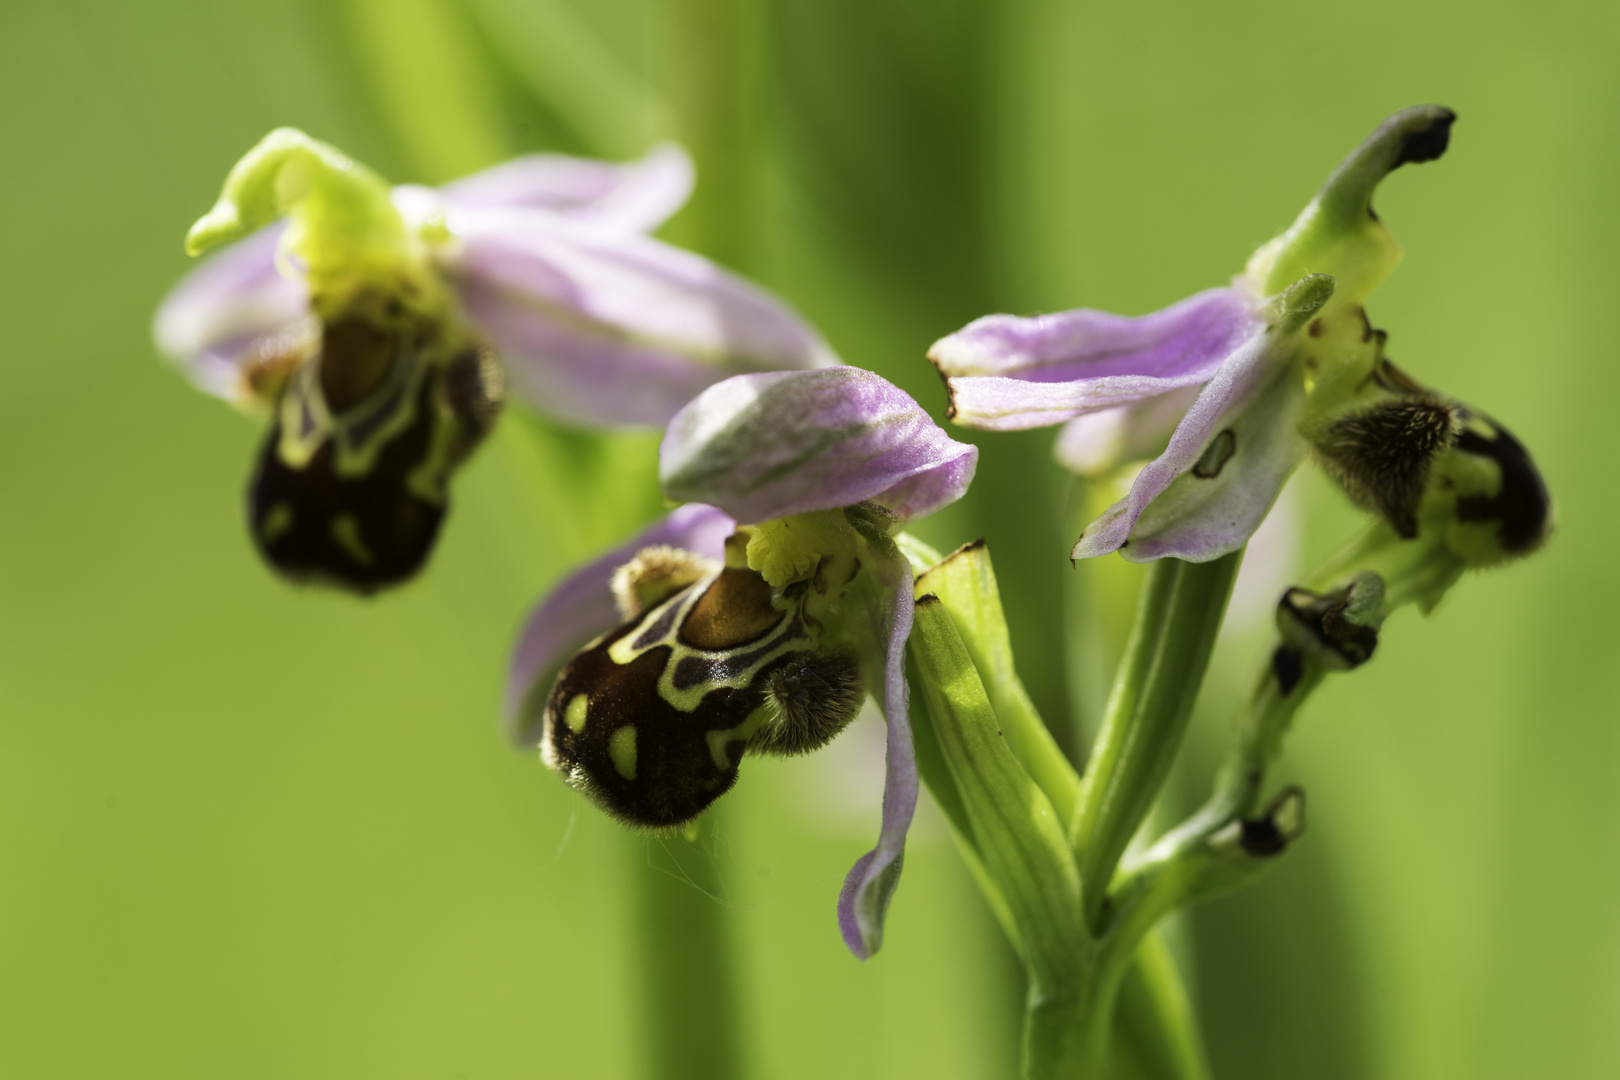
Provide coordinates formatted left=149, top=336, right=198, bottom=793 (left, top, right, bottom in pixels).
left=564, top=693, right=589, bottom=734
left=705, top=706, right=772, bottom=770
left=609, top=725, right=638, bottom=781
left=328, top=514, right=374, bottom=565
left=261, top=502, right=295, bottom=543
left=705, top=727, right=739, bottom=772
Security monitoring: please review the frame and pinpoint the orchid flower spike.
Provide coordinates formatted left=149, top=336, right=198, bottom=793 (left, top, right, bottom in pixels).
left=155, top=129, right=834, bottom=591
left=930, top=106, right=1549, bottom=567
left=505, top=367, right=977, bottom=959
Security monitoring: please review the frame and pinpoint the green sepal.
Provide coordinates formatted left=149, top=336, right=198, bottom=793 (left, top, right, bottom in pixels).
left=185, top=128, right=434, bottom=316
left=1249, top=105, right=1455, bottom=302
left=895, top=531, right=944, bottom=576
left=915, top=541, right=1081, bottom=824
left=906, top=595, right=1087, bottom=980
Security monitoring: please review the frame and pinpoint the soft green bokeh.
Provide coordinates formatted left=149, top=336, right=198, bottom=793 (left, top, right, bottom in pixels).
left=1, top=0, right=1614, bottom=1077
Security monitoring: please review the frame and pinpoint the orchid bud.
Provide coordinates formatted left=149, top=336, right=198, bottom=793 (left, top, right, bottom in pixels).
left=1276, top=572, right=1385, bottom=672
left=1234, top=786, right=1307, bottom=858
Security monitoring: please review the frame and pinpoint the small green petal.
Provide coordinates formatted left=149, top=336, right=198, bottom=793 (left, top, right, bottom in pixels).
left=1261, top=273, right=1335, bottom=333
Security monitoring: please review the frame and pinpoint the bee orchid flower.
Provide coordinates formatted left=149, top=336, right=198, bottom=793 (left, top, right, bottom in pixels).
left=155, top=129, right=833, bottom=591
left=506, top=367, right=978, bottom=959
left=930, top=105, right=1548, bottom=569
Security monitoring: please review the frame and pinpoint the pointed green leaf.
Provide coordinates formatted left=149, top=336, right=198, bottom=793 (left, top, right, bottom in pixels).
left=915, top=541, right=1081, bottom=824
left=907, top=596, right=1087, bottom=980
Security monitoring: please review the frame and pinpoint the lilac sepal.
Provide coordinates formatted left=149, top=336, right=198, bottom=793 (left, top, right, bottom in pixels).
left=660, top=368, right=978, bottom=524
left=837, top=557, right=918, bottom=959
left=1052, top=386, right=1203, bottom=477
left=503, top=504, right=736, bottom=745
left=1071, top=334, right=1304, bottom=562
left=928, top=289, right=1262, bottom=431
left=1105, top=362, right=1307, bottom=562
left=438, top=142, right=693, bottom=232
left=152, top=222, right=308, bottom=403
left=447, top=210, right=837, bottom=428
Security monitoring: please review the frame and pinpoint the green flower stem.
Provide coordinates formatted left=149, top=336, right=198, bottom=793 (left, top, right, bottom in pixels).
left=911, top=544, right=1236, bottom=1078
left=1069, top=553, right=1242, bottom=930
left=1168, top=657, right=1329, bottom=847
left=1113, top=931, right=1214, bottom=1080
left=619, top=12, right=765, bottom=1077
left=1026, top=981, right=1117, bottom=1080
left=1303, top=520, right=1464, bottom=614
left=1103, top=532, right=1416, bottom=941
left=633, top=816, right=744, bottom=1080
left=1099, top=654, right=1329, bottom=972
left=1206, top=660, right=1326, bottom=825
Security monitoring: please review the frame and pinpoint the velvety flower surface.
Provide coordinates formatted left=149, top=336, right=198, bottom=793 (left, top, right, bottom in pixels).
left=661, top=366, right=979, bottom=522
left=930, top=106, right=1466, bottom=564
left=504, top=502, right=737, bottom=746
left=509, top=367, right=977, bottom=959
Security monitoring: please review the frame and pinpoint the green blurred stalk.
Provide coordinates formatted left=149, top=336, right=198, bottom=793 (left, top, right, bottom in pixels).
left=1114, top=931, right=1214, bottom=1080
left=633, top=816, right=744, bottom=1080
left=1070, top=554, right=1241, bottom=929
left=1035, top=553, right=1236, bottom=1077
left=654, top=0, right=765, bottom=270
left=620, top=6, right=767, bottom=1078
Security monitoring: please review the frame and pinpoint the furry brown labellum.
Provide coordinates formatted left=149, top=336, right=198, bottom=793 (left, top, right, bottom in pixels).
left=248, top=311, right=503, bottom=592
left=541, top=545, right=865, bottom=828
left=1312, top=394, right=1457, bottom=538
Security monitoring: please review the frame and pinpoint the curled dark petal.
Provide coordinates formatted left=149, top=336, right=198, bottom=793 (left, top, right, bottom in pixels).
left=1392, top=109, right=1456, bottom=169
left=1277, top=582, right=1381, bottom=671
left=1272, top=646, right=1305, bottom=697
left=1239, top=785, right=1307, bottom=857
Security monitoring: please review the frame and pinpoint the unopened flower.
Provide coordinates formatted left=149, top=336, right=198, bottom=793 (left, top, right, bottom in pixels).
left=506, top=367, right=977, bottom=958
left=156, top=129, right=833, bottom=591
left=930, top=106, right=1548, bottom=566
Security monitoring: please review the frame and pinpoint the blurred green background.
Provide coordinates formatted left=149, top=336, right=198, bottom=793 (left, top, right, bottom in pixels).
left=2, top=0, right=1616, bottom=1076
